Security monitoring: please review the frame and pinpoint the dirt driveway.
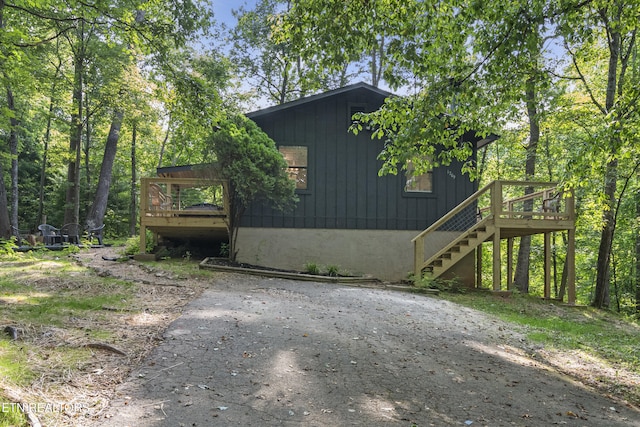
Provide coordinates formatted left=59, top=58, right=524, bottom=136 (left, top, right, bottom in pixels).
left=80, top=252, right=640, bottom=427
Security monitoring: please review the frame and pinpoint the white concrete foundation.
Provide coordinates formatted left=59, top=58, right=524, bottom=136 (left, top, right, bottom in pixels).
left=235, top=227, right=475, bottom=283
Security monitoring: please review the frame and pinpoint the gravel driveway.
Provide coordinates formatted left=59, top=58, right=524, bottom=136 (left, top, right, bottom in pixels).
left=91, top=273, right=640, bottom=426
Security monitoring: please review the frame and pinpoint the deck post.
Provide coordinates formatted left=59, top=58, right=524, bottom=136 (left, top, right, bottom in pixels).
left=567, top=227, right=576, bottom=305
left=491, top=181, right=502, bottom=291
left=414, top=237, right=424, bottom=279
left=544, top=232, right=551, bottom=299
left=492, top=228, right=501, bottom=291
left=476, top=244, right=483, bottom=288
left=507, top=237, right=514, bottom=290
left=140, top=225, right=147, bottom=254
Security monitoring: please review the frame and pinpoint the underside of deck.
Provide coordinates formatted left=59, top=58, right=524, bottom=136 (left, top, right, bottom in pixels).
left=139, top=177, right=230, bottom=252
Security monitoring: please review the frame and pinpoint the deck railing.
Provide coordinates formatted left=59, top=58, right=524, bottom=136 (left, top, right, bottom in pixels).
left=412, top=180, right=574, bottom=278
left=140, top=177, right=229, bottom=218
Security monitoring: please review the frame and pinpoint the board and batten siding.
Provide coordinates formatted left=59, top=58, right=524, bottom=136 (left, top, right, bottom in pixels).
left=243, top=85, right=477, bottom=231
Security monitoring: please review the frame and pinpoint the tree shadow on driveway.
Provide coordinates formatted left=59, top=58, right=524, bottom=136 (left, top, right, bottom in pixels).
left=92, top=275, right=640, bottom=426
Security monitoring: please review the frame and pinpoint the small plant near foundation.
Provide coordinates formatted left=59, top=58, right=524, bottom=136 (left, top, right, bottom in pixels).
left=304, top=262, right=320, bottom=275
left=326, top=265, right=340, bottom=277
left=412, top=273, right=465, bottom=293
left=219, top=243, right=230, bottom=258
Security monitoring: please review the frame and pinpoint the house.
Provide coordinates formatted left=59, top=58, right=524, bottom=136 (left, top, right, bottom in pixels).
left=237, top=82, right=494, bottom=282
left=139, top=82, right=575, bottom=302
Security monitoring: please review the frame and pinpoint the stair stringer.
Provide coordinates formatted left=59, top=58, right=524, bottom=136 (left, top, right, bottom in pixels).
left=423, top=217, right=495, bottom=279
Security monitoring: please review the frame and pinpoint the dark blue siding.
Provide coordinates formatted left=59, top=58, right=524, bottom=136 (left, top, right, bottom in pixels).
left=242, top=85, right=477, bottom=231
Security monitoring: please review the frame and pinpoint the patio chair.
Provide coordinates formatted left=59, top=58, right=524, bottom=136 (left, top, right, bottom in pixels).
left=38, top=224, right=62, bottom=245
left=86, top=224, right=105, bottom=246
left=60, top=223, right=82, bottom=244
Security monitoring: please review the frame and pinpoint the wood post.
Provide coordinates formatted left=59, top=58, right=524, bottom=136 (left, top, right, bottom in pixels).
left=493, top=228, right=501, bottom=291
left=507, top=237, right=513, bottom=290
left=544, top=232, right=551, bottom=299
left=414, top=237, right=424, bottom=279
left=140, top=224, right=147, bottom=254
left=476, top=244, right=483, bottom=288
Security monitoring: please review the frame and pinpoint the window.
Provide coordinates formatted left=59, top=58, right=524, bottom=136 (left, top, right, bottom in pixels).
left=404, top=160, right=433, bottom=193
left=279, top=146, right=308, bottom=190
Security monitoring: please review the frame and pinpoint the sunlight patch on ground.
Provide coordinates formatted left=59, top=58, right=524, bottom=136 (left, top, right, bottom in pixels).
left=0, top=292, right=50, bottom=305
left=356, top=396, right=400, bottom=421
left=465, top=341, right=549, bottom=370
left=127, top=312, right=170, bottom=326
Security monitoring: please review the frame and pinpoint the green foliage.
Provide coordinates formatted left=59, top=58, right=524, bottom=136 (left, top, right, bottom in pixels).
left=443, top=292, right=640, bottom=372
left=304, top=262, right=320, bottom=275
left=0, top=397, right=28, bottom=426
left=229, top=0, right=323, bottom=104
left=202, top=114, right=298, bottom=260
left=123, top=232, right=154, bottom=256
left=219, top=242, right=230, bottom=258
left=412, top=273, right=465, bottom=293
left=205, top=115, right=298, bottom=213
left=326, top=265, right=340, bottom=277
left=0, top=239, right=16, bottom=257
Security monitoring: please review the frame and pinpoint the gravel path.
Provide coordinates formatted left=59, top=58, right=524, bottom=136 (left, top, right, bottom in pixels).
left=88, top=271, right=640, bottom=426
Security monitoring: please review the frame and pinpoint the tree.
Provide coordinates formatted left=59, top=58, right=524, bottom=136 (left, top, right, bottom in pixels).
left=557, top=0, right=640, bottom=308
left=202, top=115, right=297, bottom=260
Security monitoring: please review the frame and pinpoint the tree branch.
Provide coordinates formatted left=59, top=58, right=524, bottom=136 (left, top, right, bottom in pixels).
left=565, top=42, right=606, bottom=115
left=13, top=26, right=74, bottom=47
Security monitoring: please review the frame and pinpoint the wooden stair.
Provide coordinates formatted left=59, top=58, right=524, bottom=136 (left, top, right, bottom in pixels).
left=424, top=217, right=494, bottom=278
left=412, top=180, right=576, bottom=304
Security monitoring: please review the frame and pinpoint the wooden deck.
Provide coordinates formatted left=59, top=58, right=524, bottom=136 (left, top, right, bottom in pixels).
left=413, top=180, right=576, bottom=304
left=139, top=177, right=230, bottom=253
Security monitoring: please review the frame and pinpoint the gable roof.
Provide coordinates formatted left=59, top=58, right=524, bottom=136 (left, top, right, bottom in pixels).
left=246, top=82, right=393, bottom=119
left=246, top=81, right=497, bottom=149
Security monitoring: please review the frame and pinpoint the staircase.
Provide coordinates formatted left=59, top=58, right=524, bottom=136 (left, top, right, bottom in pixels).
left=423, top=217, right=494, bottom=278
left=413, top=180, right=575, bottom=289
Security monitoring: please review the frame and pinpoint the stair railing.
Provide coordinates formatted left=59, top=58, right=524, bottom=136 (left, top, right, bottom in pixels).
left=412, top=181, right=494, bottom=278
left=412, top=180, right=572, bottom=278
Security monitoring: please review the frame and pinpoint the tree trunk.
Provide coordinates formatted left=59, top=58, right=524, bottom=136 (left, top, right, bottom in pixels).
left=0, top=164, right=11, bottom=238
left=64, top=48, right=84, bottom=226
left=129, top=121, right=137, bottom=237
left=158, top=113, right=171, bottom=169
left=592, top=27, right=622, bottom=309
left=84, top=94, right=92, bottom=185
left=0, top=0, right=11, bottom=238
left=593, top=158, right=617, bottom=309
left=6, top=86, right=19, bottom=229
left=39, top=96, right=54, bottom=225
left=370, top=36, right=384, bottom=88
left=85, top=110, right=124, bottom=229
left=513, top=78, right=539, bottom=293
left=636, top=171, right=640, bottom=315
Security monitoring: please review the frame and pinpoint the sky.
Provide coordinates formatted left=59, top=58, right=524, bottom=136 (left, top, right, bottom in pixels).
left=211, top=0, right=256, bottom=27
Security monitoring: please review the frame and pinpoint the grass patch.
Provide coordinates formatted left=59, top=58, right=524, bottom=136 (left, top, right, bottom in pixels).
left=440, top=291, right=640, bottom=371
left=0, top=341, right=37, bottom=386
left=0, top=396, right=27, bottom=427
left=144, top=257, right=218, bottom=279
